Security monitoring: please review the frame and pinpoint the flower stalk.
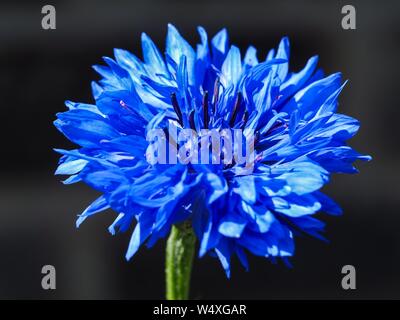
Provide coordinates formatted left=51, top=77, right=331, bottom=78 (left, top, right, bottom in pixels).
left=165, top=222, right=196, bottom=300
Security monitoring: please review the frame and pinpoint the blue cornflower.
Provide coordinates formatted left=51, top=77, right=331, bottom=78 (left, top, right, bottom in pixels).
left=54, top=24, right=370, bottom=277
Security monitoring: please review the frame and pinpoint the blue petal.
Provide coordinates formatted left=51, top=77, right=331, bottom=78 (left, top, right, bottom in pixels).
left=203, top=173, right=228, bottom=205
left=211, top=28, right=229, bottom=68
left=166, top=24, right=196, bottom=85
left=233, top=176, right=256, bottom=204
left=235, top=246, right=249, bottom=271
left=285, top=73, right=342, bottom=119
left=214, top=239, right=232, bottom=278
left=243, top=46, right=258, bottom=68
left=277, top=161, right=329, bottom=195
left=113, top=48, right=146, bottom=75
left=55, top=158, right=87, bottom=175
left=313, top=191, right=343, bottom=215
left=272, top=194, right=321, bottom=217
left=221, top=45, right=242, bottom=88
left=192, top=194, right=221, bottom=257
left=76, top=196, right=110, bottom=227
left=54, top=110, right=120, bottom=148
left=218, top=212, right=247, bottom=238
left=141, top=32, right=168, bottom=76
left=125, top=212, right=155, bottom=260
left=279, top=55, right=318, bottom=103
left=274, top=37, right=290, bottom=82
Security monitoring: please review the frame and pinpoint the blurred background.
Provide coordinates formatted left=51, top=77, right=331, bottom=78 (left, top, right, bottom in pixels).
left=0, top=0, right=398, bottom=299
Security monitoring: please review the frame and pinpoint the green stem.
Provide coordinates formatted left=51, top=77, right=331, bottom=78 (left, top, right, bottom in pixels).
left=165, top=222, right=196, bottom=300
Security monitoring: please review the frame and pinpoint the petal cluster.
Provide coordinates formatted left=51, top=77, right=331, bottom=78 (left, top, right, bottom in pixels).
left=54, top=24, right=370, bottom=276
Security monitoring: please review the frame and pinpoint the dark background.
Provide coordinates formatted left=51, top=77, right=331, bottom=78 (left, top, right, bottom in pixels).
left=0, top=0, right=398, bottom=299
